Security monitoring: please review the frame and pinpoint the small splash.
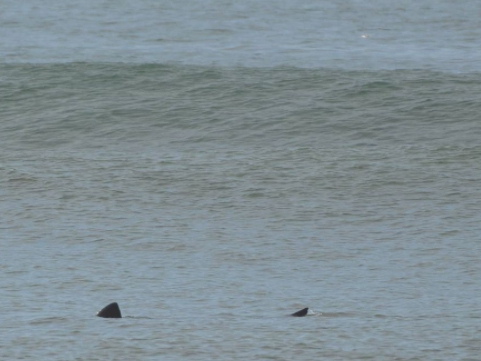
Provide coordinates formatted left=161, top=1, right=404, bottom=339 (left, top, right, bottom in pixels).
left=123, top=316, right=155, bottom=320
left=307, top=308, right=320, bottom=316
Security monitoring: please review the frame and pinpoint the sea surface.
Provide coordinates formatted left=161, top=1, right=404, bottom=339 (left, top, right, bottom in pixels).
left=1, top=1, right=481, bottom=360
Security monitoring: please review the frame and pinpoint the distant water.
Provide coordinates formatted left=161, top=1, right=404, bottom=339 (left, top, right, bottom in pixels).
left=1, top=1, right=481, bottom=360
left=2, top=0, right=481, bottom=71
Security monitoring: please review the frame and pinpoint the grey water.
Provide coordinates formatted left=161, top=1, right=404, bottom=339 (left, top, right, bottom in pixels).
left=1, top=1, right=481, bottom=360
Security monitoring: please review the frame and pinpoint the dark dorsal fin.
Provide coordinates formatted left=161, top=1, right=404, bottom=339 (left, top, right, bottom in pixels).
left=97, top=302, right=122, bottom=318
left=291, top=307, right=308, bottom=317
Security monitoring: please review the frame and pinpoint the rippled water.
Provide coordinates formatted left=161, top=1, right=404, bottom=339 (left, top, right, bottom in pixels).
left=2, top=0, right=481, bottom=71
left=1, top=1, right=481, bottom=360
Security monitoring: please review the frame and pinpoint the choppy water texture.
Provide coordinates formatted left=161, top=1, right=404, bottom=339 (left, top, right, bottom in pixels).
left=1, top=1, right=481, bottom=360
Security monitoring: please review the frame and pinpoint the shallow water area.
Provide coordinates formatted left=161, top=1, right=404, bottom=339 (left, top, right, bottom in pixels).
left=2, top=1, right=481, bottom=360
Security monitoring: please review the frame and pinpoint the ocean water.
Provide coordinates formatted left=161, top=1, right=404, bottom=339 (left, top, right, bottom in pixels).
left=1, top=1, right=481, bottom=360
